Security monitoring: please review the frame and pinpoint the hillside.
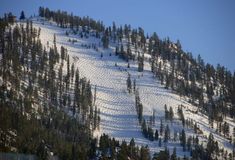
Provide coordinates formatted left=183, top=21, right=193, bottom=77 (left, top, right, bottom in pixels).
left=32, top=15, right=235, bottom=158
left=1, top=8, right=235, bottom=160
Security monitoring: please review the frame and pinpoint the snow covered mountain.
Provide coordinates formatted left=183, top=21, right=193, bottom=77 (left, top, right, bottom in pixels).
left=30, top=16, right=234, bottom=158
left=1, top=8, right=235, bottom=159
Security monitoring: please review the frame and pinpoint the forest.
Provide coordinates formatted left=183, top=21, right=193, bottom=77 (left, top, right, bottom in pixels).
left=0, top=7, right=235, bottom=160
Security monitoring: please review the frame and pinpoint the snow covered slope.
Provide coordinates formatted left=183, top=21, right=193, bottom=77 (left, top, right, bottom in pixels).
left=25, top=18, right=234, bottom=157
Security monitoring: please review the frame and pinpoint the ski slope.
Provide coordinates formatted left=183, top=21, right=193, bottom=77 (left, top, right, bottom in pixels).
left=25, top=17, right=234, bottom=157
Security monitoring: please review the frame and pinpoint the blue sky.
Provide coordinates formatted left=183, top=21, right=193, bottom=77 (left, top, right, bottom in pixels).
left=1, top=0, right=235, bottom=71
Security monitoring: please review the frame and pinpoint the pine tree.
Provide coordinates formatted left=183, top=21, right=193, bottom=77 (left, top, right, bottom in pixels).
left=71, top=63, right=75, bottom=82
left=74, top=69, right=80, bottom=113
left=160, top=119, right=164, bottom=136
left=180, top=129, right=186, bottom=151
left=138, top=52, right=144, bottom=72
left=127, top=73, right=132, bottom=93
left=115, top=46, right=119, bottom=56
left=164, top=104, right=169, bottom=120
left=171, top=147, right=177, bottom=160
left=97, top=109, right=101, bottom=130
left=135, top=89, right=143, bottom=123
left=129, top=138, right=135, bottom=159
left=187, top=136, right=192, bottom=151
left=101, top=28, right=109, bottom=48
left=152, top=109, right=155, bottom=125
left=148, top=126, right=154, bottom=141
left=127, top=42, right=132, bottom=61
left=66, top=56, right=70, bottom=91
left=173, top=130, right=178, bottom=141
left=159, top=138, right=162, bottom=147
left=155, top=129, right=159, bottom=141
left=194, top=123, right=198, bottom=134
left=169, top=106, right=174, bottom=121
left=20, top=11, right=25, bottom=20
left=93, top=85, right=97, bottom=106
left=140, top=145, right=150, bottom=160
left=165, top=73, right=170, bottom=89
left=178, top=105, right=185, bottom=127
left=153, top=149, right=169, bottom=160
left=142, top=119, right=148, bottom=138
left=133, top=79, right=136, bottom=92
left=94, top=105, right=97, bottom=130
left=207, top=133, right=215, bottom=157
left=164, top=124, right=170, bottom=143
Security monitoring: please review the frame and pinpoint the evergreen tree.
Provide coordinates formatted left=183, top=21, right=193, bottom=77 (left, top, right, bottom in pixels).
left=158, top=138, right=162, bottom=147
left=169, top=106, right=174, bottom=121
left=153, top=149, right=169, bottom=160
left=180, top=129, right=186, bottom=151
left=20, top=11, right=25, bottom=20
left=138, top=52, right=144, bottom=72
left=148, top=126, right=154, bottom=141
left=155, top=129, right=159, bottom=141
left=165, top=104, right=169, bottom=120
left=178, top=105, right=185, bottom=127
left=101, top=28, right=109, bottom=48
left=207, top=133, right=216, bottom=157
left=142, top=119, right=148, bottom=138
left=152, top=109, right=155, bottom=125
left=171, top=147, right=177, bottom=160
left=160, top=119, right=164, bottom=136
left=127, top=73, right=132, bottom=93
left=187, top=136, right=192, bottom=151
left=164, top=124, right=170, bottom=143
left=140, top=145, right=150, bottom=160
left=133, top=79, right=136, bottom=92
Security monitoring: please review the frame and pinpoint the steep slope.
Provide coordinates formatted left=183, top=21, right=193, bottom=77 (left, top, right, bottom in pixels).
left=32, top=17, right=146, bottom=144
left=29, top=17, right=234, bottom=158
left=0, top=18, right=97, bottom=159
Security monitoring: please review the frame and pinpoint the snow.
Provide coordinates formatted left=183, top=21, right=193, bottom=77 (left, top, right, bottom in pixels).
left=20, top=17, right=234, bottom=158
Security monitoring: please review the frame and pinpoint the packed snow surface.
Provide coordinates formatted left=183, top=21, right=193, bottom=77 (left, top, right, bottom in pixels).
left=25, top=18, right=234, bottom=157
